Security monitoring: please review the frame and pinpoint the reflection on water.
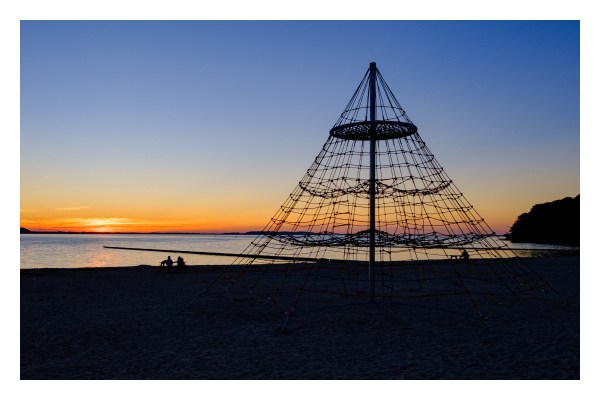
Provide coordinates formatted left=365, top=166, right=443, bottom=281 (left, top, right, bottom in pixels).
left=497, top=238, right=580, bottom=258
left=20, top=234, right=255, bottom=269
left=20, top=234, right=580, bottom=269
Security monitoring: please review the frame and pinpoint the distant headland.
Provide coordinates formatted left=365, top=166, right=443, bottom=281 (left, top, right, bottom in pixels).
left=504, top=195, right=580, bottom=246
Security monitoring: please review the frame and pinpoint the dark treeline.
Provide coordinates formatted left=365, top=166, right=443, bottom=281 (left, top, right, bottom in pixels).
left=505, top=195, right=580, bottom=246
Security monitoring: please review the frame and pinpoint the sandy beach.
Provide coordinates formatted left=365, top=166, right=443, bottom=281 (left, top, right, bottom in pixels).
left=20, top=256, right=579, bottom=379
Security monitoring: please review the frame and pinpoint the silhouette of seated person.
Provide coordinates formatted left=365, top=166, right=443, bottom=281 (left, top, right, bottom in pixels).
left=160, top=256, right=174, bottom=271
left=459, top=250, right=470, bottom=262
left=175, top=256, right=187, bottom=272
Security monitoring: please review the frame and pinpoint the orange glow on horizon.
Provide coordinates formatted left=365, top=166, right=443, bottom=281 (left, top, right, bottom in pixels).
left=20, top=216, right=513, bottom=234
left=18, top=217, right=260, bottom=233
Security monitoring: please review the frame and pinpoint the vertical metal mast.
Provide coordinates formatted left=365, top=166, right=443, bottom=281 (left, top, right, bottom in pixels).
left=369, top=62, right=377, bottom=302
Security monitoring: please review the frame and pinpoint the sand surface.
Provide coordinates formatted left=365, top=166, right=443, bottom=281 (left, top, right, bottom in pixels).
left=21, top=256, right=580, bottom=379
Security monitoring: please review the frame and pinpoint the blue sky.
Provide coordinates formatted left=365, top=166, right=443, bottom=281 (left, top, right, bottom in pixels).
left=20, top=21, right=580, bottom=232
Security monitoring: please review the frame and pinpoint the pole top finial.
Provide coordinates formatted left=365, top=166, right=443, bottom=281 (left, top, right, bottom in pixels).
left=370, top=62, right=376, bottom=68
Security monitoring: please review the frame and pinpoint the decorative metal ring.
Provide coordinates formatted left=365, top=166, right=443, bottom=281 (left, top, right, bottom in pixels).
left=329, top=121, right=418, bottom=141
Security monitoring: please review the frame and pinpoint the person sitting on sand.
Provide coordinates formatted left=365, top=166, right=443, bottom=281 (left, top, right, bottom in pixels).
left=175, top=256, right=186, bottom=272
left=459, top=250, right=470, bottom=261
left=159, top=256, right=174, bottom=272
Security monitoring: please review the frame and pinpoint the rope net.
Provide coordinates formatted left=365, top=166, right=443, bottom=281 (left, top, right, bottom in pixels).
left=200, top=65, right=564, bottom=321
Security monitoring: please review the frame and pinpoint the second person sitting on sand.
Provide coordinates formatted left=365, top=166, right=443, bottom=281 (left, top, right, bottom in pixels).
left=175, top=256, right=187, bottom=272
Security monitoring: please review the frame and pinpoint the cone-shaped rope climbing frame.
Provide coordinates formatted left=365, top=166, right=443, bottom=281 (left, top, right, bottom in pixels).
left=198, top=63, right=566, bottom=322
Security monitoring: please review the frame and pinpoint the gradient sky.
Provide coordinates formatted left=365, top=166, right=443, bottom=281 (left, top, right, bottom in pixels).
left=20, top=21, right=580, bottom=233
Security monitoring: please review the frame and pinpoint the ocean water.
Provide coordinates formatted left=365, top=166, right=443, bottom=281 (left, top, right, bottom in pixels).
left=20, top=233, right=579, bottom=269
left=20, top=234, right=255, bottom=269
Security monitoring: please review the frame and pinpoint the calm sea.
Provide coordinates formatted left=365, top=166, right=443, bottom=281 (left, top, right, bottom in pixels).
left=20, top=234, right=255, bottom=269
left=20, top=233, right=578, bottom=269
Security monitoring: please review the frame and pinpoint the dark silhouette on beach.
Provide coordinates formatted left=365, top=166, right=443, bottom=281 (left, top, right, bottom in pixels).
left=175, top=256, right=187, bottom=272
left=158, top=256, right=187, bottom=272
left=505, top=195, right=579, bottom=246
left=158, top=256, right=174, bottom=272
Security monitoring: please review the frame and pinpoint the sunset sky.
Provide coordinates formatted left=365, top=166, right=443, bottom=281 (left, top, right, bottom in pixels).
left=20, top=20, right=580, bottom=234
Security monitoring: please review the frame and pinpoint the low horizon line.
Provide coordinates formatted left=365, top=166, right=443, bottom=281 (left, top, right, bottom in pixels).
left=20, top=229, right=509, bottom=237
left=20, top=230, right=249, bottom=235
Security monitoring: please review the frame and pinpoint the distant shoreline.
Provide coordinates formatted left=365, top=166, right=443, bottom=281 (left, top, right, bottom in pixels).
left=19, top=231, right=307, bottom=235
left=20, top=231, right=250, bottom=235
left=20, top=231, right=514, bottom=236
